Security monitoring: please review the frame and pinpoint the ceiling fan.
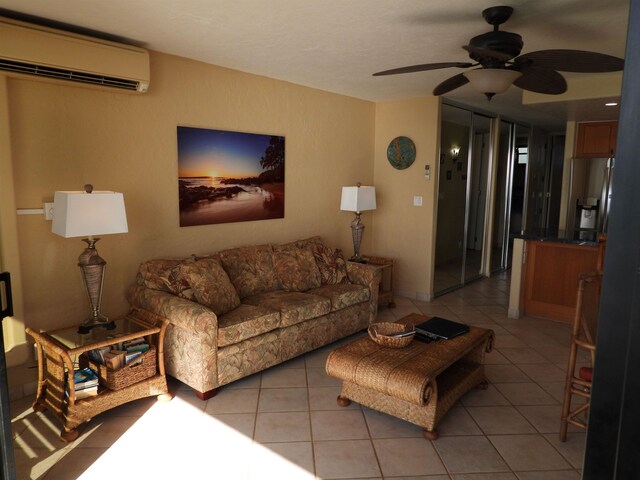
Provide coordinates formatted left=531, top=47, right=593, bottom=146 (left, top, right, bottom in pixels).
left=373, top=5, right=624, bottom=100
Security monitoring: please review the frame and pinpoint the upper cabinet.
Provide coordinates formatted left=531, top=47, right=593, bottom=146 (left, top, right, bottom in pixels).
left=575, top=121, right=618, bottom=157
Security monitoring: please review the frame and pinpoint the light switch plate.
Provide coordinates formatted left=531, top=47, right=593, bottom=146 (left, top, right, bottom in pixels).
left=413, top=195, right=423, bottom=207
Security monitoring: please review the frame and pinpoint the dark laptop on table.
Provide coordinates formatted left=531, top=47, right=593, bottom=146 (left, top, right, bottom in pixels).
left=414, top=316, right=470, bottom=341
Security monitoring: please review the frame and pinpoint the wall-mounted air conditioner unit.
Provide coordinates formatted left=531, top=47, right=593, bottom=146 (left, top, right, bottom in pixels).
left=0, top=17, right=150, bottom=93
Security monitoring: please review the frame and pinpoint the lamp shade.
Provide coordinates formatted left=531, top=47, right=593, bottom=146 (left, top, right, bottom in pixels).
left=340, top=186, right=376, bottom=213
left=52, top=190, right=128, bottom=238
left=463, top=68, right=522, bottom=94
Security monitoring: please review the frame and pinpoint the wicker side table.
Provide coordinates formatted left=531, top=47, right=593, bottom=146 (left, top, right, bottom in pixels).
left=25, top=307, right=170, bottom=442
left=361, top=255, right=395, bottom=308
left=326, top=313, right=494, bottom=440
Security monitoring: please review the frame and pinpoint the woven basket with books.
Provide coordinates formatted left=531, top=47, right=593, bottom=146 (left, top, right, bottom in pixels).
left=84, top=346, right=157, bottom=391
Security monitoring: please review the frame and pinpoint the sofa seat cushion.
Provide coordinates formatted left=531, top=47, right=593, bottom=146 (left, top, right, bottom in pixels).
left=219, top=244, right=281, bottom=299
left=179, top=258, right=241, bottom=316
left=272, top=245, right=322, bottom=292
left=308, top=284, right=370, bottom=311
left=243, top=291, right=331, bottom=328
left=217, top=304, right=280, bottom=347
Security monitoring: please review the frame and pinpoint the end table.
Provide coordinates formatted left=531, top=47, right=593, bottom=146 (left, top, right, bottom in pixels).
left=361, top=255, right=395, bottom=308
left=25, top=307, right=171, bottom=442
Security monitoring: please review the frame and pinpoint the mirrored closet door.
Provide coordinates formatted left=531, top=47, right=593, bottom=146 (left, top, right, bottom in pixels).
left=434, top=105, right=493, bottom=295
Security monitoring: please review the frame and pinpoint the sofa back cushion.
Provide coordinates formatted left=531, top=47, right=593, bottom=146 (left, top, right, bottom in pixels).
left=137, top=259, right=195, bottom=299
left=219, top=244, right=281, bottom=299
left=179, top=258, right=241, bottom=315
left=294, top=236, right=325, bottom=249
left=311, top=244, right=350, bottom=285
left=272, top=245, right=322, bottom=292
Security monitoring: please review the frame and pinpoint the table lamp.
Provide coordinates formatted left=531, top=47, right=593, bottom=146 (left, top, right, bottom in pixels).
left=340, top=183, right=376, bottom=263
left=52, top=184, right=128, bottom=333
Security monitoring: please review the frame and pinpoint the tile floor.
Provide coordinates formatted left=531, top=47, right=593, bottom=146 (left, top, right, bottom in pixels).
left=10, top=272, right=588, bottom=479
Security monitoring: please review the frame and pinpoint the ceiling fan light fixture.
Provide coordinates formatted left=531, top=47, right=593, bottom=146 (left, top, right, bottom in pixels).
left=463, top=69, right=522, bottom=98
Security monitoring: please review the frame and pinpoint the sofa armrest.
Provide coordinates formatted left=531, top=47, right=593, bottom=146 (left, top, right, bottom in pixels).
left=346, top=262, right=382, bottom=323
left=127, top=284, right=218, bottom=337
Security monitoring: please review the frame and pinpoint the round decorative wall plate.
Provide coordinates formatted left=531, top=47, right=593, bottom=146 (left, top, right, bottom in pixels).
left=387, top=136, right=416, bottom=170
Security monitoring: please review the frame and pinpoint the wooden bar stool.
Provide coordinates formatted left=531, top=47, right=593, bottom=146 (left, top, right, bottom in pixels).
left=559, top=271, right=602, bottom=442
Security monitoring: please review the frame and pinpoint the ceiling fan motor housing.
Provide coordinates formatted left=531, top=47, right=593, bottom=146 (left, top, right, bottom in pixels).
left=468, top=31, right=523, bottom=64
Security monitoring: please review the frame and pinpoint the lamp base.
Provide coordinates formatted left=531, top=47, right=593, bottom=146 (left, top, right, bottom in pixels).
left=78, top=319, right=116, bottom=335
left=77, top=238, right=114, bottom=334
left=350, top=212, right=366, bottom=262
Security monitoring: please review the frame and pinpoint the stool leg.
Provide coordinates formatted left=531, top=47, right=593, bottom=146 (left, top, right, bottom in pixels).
left=423, top=428, right=439, bottom=441
left=337, top=395, right=351, bottom=407
left=477, top=379, right=489, bottom=390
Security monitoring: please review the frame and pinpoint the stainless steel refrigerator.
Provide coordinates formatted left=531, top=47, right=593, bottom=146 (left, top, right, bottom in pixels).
left=568, top=155, right=614, bottom=241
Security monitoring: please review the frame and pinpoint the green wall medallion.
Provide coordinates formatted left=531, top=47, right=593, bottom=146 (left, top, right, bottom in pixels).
left=386, top=136, right=416, bottom=170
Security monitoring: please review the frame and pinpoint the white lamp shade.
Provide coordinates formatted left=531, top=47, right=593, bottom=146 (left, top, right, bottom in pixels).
left=340, top=186, right=376, bottom=213
left=463, top=69, right=522, bottom=94
left=52, top=191, right=128, bottom=238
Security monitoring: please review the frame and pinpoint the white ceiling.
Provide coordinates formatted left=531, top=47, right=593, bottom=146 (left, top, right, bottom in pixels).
left=0, top=0, right=630, bottom=131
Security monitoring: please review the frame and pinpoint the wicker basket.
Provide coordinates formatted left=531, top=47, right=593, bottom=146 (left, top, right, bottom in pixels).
left=83, top=346, right=157, bottom=391
left=368, top=322, right=415, bottom=348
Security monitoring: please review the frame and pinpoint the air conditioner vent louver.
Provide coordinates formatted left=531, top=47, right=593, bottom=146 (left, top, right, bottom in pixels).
left=0, top=59, right=141, bottom=91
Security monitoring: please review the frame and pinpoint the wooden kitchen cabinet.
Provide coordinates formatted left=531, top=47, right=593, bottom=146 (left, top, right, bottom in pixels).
left=575, top=121, right=618, bottom=157
left=523, top=240, right=599, bottom=322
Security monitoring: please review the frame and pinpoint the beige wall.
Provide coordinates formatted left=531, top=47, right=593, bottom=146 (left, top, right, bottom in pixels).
left=372, top=97, right=440, bottom=300
left=6, top=51, right=375, bottom=333
left=1, top=75, right=29, bottom=366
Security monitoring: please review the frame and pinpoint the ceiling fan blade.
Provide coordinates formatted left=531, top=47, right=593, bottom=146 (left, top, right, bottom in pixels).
left=511, top=65, right=567, bottom=94
left=516, top=49, right=624, bottom=73
left=433, top=73, right=469, bottom=96
left=462, top=45, right=512, bottom=62
left=373, top=62, right=473, bottom=76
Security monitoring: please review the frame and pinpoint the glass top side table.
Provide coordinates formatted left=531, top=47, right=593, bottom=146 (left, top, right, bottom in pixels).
left=25, top=307, right=171, bottom=441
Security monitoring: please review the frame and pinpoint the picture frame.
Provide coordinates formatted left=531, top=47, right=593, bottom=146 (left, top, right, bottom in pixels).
left=177, top=126, right=285, bottom=226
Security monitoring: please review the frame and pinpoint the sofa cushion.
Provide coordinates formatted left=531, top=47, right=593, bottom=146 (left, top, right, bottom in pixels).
left=272, top=245, right=322, bottom=292
left=137, top=259, right=196, bottom=300
left=308, top=284, right=370, bottom=311
left=179, top=258, right=241, bottom=316
left=219, top=244, right=281, bottom=299
left=311, top=244, right=350, bottom=285
left=190, top=252, right=221, bottom=262
left=217, top=304, right=280, bottom=347
left=137, top=258, right=182, bottom=292
left=295, top=236, right=325, bottom=249
left=243, top=291, right=331, bottom=328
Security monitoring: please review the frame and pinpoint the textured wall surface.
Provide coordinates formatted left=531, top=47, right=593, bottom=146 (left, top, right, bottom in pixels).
left=7, top=51, right=375, bottom=331
left=373, top=97, right=440, bottom=300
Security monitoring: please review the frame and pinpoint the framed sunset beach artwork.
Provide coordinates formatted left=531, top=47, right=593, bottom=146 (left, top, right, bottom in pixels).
left=177, top=126, right=285, bottom=227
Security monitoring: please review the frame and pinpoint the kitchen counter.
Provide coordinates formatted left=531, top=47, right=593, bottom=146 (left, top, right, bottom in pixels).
left=510, top=232, right=597, bottom=247
left=508, top=237, right=604, bottom=322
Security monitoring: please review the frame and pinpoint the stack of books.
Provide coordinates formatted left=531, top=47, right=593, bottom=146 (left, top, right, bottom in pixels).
left=122, top=338, right=150, bottom=366
left=87, top=337, right=150, bottom=370
left=71, top=367, right=99, bottom=400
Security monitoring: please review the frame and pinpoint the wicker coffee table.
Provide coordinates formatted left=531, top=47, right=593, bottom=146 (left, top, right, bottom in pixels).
left=326, top=313, right=494, bottom=440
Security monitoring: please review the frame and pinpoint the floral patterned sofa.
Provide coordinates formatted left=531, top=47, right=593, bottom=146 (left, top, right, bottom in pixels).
left=127, top=236, right=382, bottom=399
